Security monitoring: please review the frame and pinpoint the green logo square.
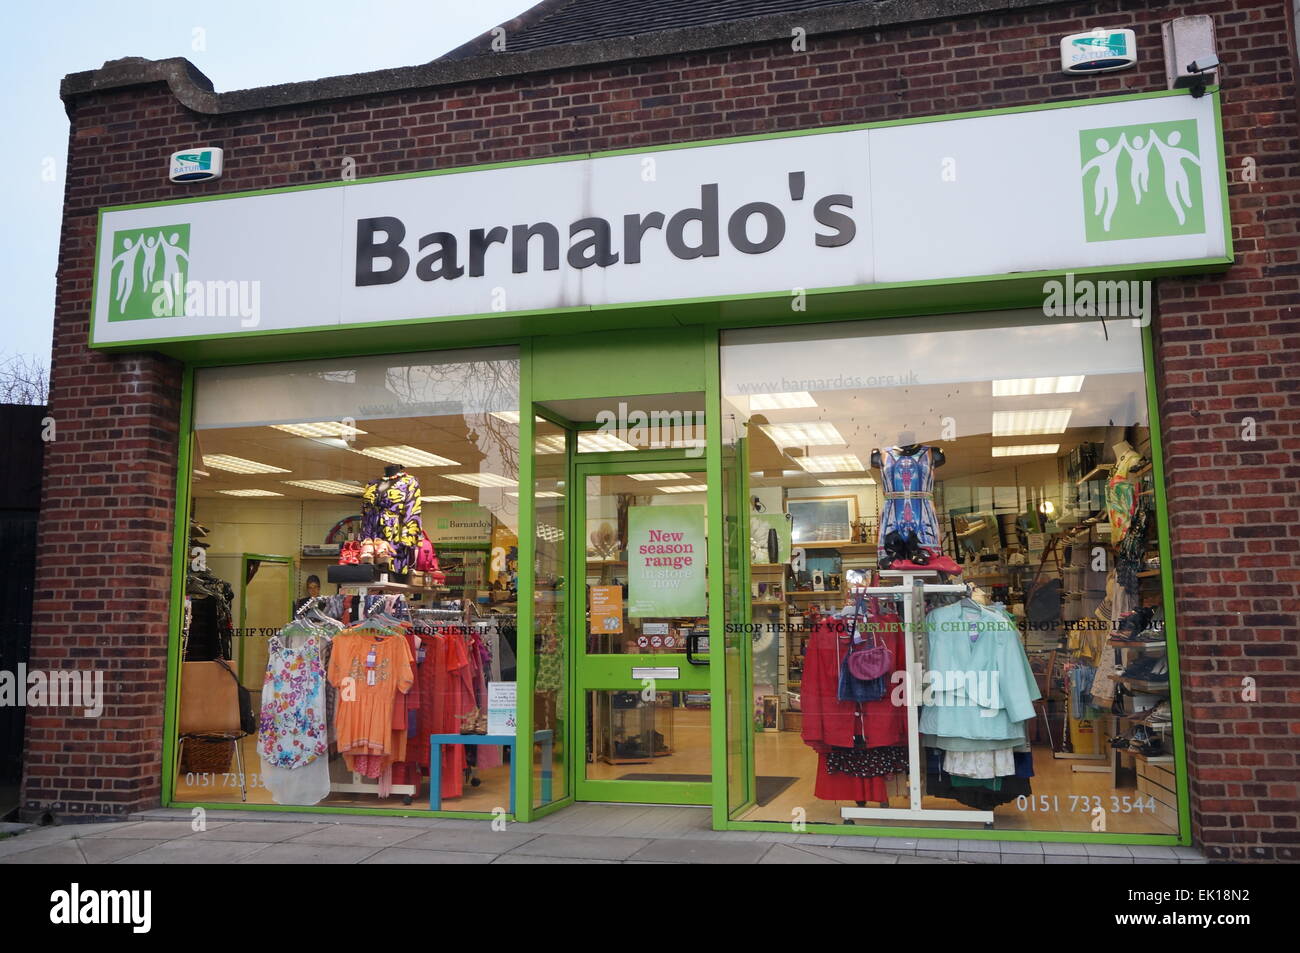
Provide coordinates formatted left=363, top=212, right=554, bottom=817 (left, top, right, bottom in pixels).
left=1079, top=120, right=1204, bottom=242
left=107, top=224, right=190, bottom=321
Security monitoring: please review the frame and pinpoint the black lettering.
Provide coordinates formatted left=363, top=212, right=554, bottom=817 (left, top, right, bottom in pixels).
left=416, top=232, right=464, bottom=280
left=727, top=201, right=785, bottom=254
left=511, top=222, right=560, bottom=273
left=666, top=183, right=719, bottom=259
left=813, top=194, right=856, bottom=247
left=623, top=211, right=665, bottom=264
left=568, top=217, right=619, bottom=269
left=355, top=216, right=409, bottom=286
left=468, top=226, right=508, bottom=277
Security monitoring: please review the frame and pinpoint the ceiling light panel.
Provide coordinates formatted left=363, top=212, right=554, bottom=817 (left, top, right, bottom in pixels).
left=352, top=445, right=458, bottom=467
left=658, top=484, right=709, bottom=493
left=216, top=489, right=284, bottom=497
left=818, top=477, right=877, bottom=485
left=991, top=409, right=1073, bottom=436
left=421, top=495, right=471, bottom=503
left=203, top=454, right=291, bottom=474
left=629, top=473, right=694, bottom=481
left=281, top=479, right=365, bottom=495
left=991, top=376, right=1085, bottom=397
left=759, top=421, right=846, bottom=448
left=271, top=421, right=368, bottom=438
left=991, top=444, right=1061, bottom=457
left=444, top=473, right=518, bottom=488
left=748, top=392, right=818, bottom=411
left=795, top=453, right=864, bottom=473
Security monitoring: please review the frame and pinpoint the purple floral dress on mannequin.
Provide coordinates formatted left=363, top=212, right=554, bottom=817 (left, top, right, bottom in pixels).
left=361, top=471, right=423, bottom=572
left=877, top=446, right=942, bottom=563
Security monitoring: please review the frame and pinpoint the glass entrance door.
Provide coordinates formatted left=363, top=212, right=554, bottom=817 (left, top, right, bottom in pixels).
left=573, top=460, right=712, bottom=804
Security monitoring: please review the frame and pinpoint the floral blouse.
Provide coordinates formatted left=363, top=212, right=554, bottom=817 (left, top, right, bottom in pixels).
left=361, top=472, right=423, bottom=571
left=258, top=629, right=329, bottom=769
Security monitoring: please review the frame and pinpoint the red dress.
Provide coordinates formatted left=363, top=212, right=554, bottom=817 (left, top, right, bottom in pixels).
left=800, top=610, right=907, bottom=802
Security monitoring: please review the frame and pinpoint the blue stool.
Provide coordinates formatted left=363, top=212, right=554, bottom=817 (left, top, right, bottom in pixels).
left=428, top=730, right=554, bottom=815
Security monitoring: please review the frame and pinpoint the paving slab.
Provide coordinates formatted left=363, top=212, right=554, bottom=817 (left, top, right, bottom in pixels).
left=492, top=854, right=619, bottom=863
left=506, top=833, right=651, bottom=861
left=80, top=820, right=227, bottom=840
left=280, top=825, right=426, bottom=848
left=399, top=828, right=539, bottom=854
left=188, top=822, right=329, bottom=843
left=76, top=838, right=167, bottom=864
left=235, top=842, right=384, bottom=864
left=362, top=847, right=498, bottom=864
left=628, top=839, right=772, bottom=864
left=0, top=841, right=87, bottom=864
left=115, top=839, right=271, bottom=864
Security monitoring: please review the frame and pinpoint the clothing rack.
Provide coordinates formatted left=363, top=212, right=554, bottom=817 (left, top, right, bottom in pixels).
left=839, top=569, right=996, bottom=827
left=328, top=583, right=419, bottom=803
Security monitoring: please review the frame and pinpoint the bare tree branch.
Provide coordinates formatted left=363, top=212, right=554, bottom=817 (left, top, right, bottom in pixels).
left=0, top=353, right=50, bottom=405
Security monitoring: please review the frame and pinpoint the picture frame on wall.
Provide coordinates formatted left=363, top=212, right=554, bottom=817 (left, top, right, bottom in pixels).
left=786, top=495, right=858, bottom=546
left=761, top=695, right=781, bottom=732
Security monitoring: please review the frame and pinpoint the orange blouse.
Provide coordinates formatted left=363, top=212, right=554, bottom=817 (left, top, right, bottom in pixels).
left=327, top=631, right=414, bottom=761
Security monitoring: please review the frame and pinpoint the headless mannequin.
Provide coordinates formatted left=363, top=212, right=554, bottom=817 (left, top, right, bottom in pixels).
left=873, top=442, right=946, bottom=468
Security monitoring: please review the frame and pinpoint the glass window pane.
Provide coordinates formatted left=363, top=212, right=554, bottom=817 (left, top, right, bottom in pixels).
left=721, top=311, right=1178, bottom=835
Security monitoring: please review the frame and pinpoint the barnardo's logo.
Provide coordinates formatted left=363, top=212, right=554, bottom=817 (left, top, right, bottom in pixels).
left=1079, top=119, right=1204, bottom=242
left=107, top=224, right=190, bottom=321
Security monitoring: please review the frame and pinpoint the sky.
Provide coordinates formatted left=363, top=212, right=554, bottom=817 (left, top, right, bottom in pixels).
left=0, top=0, right=536, bottom=367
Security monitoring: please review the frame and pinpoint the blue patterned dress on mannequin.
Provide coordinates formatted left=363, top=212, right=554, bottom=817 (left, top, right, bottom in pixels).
left=877, top=446, right=942, bottom=564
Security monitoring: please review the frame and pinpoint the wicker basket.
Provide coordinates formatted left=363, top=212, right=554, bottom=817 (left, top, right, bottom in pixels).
left=180, top=737, right=235, bottom=774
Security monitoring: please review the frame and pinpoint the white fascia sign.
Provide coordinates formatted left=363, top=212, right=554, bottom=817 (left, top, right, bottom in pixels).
left=92, top=90, right=1226, bottom=347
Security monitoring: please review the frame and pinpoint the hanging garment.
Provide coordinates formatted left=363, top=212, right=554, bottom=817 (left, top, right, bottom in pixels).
left=257, top=624, right=333, bottom=806
left=801, top=614, right=906, bottom=753
left=877, top=446, right=942, bottom=563
left=327, top=630, right=414, bottom=773
left=361, top=472, right=423, bottom=572
left=1105, top=451, right=1142, bottom=539
left=942, top=747, right=1016, bottom=779
left=919, top=601, right=1040, bottom=745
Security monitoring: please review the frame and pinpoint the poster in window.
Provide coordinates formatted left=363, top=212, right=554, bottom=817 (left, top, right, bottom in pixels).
left=627, top=504, right=706, bottom=618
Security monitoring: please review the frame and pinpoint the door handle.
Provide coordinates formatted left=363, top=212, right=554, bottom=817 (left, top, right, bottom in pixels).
left=686, top=630, right=710, bottom=666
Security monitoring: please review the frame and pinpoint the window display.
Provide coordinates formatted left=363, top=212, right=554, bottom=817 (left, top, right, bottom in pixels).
left=175, top=347, right=521, bottom=813
left=721, top=310, right=1179, bottom=834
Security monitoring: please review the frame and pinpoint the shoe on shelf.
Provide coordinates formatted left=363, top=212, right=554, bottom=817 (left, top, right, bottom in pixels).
left=359, top=539, right=376, bottom=564
left=338, top=540, right=360, bottom=565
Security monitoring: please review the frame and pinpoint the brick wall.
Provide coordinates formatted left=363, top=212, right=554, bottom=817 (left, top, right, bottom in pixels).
left=27, top=0, right=1299, bottom=857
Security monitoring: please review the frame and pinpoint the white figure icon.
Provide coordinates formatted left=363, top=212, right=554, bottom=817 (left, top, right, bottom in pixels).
left=110, top=237, right=143, bottom=313
left=1151, top=129, right=1202, bottom=225
left=157, top=231, right=189, bottom=313
left=140, top=234, right=160, bottom=296
left=1127, top=133, right=1154, bottom=204
left=1081, top=133, right=1129, bottom=232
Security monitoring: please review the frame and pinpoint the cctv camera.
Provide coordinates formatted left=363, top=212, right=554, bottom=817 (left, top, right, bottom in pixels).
left=1186, top=54, right=1220, bottom=74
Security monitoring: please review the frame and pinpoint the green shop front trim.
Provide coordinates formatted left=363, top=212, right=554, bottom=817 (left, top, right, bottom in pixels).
left=139, top=88, right=1227, bottom=845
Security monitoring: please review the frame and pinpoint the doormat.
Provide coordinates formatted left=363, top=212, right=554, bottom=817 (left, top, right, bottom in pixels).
left=617, top=774, right=798, bottom=807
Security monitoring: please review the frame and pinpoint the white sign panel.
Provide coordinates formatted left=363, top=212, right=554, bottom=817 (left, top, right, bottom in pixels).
left=91, top=93, right=1226, bottom=346
left=487, top=681, right=516, bottom=736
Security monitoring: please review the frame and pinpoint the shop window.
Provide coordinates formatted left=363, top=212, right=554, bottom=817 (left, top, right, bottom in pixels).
left=177, top=347, right=520, bottom=813
left=720, top=311, right=1179, bottom=835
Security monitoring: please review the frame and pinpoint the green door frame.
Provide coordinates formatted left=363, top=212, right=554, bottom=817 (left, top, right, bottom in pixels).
left=569, top=453, right=714, bottom=806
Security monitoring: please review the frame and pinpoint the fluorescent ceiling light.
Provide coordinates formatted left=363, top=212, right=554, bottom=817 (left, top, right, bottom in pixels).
left=203, top=454, right=291, bottom=475
left=271, top=421, right=367, bottom=438
left=991, top=444, right=1060, bottom=457
left=748, top=392, right=817, bottom=411
left=795, top=453, right=864, bottom=473
left=577, top=431, right=638, bottom=452
left=281, top=479, right=364, bottom=495
left=991, top=409, right=1073, bottom=436
left=992, top=376, right=1085, bottom=397
left=534, top=433, right=639, bottom=453
left=818, top=477, right=876, bottom=486
left=192, top=469, right=210, bottom=477
left=216, top=488, right=283, bottom=497
left=445, top=472, right=518, bottom=488
left=508, top=490, right=563, bottom=498
left=352, top=445, right=458, bottom=467
left=490, top=411, right=520, bottom=423
left=630, top=472, right=694, bottom=481
left=760, top=421, right=845, bottom=448
left=422, top=495, right=471, bottom=503
left=537, top=525, right=565, bottom=541
left=658, top=484, right=709, bottom=493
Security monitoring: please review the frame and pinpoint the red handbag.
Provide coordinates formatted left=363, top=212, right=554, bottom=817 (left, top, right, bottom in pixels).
left=414, top=531, right=445, bottom=584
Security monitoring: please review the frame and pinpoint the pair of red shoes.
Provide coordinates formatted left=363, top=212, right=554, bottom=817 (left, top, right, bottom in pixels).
left=887, top=552, right=963, bottom=576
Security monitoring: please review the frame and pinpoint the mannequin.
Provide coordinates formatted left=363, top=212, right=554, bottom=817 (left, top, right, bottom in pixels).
left=360, top=463, right=423, bottom=572
left=1105, top=439, right=1145, bottom=540
left=872, top=432, right=956, bottom=573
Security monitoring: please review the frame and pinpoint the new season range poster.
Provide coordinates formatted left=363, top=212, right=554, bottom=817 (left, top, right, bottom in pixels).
left=627, top=504, right=706, bottom=618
